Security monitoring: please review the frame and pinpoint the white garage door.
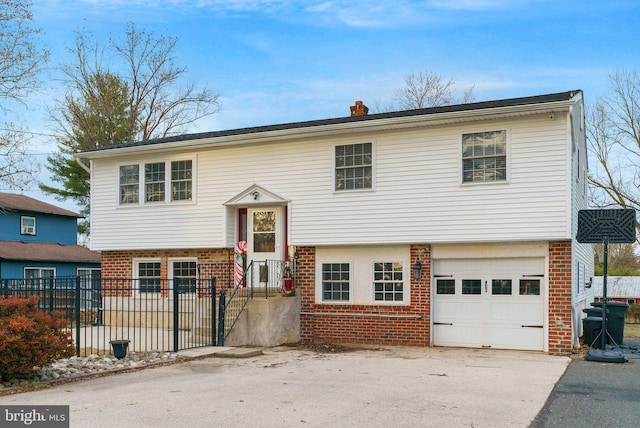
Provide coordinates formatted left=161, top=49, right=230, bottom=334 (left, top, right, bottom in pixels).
left=433, top=258, right=545, bottom=351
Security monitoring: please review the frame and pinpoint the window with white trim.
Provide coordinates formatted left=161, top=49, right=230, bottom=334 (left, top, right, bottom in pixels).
left=119, top=164, right=140, bottom=204
left=25, top=267, right=55, bottom=278
left=135, top=260, right=161, bottom=293
left=462, top=130, right=507, bottom=183
left=170, top=259, right=197, bottom=294
left=20, top=216, right=36, bottom=235
left=171, top=160, right=193, bottom=201
left=373, top=262, right=404, bottom=302
left=145, top=162, right=165, bottom=203
left=322, top=263, right=350, bottom=302
left=335, top=142, right=372, bottom=190
left=119, top=159, right=194, bottom=205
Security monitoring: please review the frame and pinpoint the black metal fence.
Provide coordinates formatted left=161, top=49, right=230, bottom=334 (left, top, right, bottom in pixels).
left=0, top=259, right=296, bottom=354
left=0, top=276, right=218, bottom=356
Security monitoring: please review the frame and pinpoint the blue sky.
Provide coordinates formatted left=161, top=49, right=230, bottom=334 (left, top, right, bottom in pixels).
left=11, top=0, right=640, bottom=208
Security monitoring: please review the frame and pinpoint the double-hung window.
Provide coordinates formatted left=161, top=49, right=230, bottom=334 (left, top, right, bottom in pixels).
left=136, top=260, right=161, bottom=293
left=462, top=130, right=507, bottom=183
left=171, top=259, right=197, bottom=294
left=321, top=263, right=350, bottom=302
left=119, top=159, right=194, bottom=205
left=373, top=262, right=404, bottom=302
left=20, top=216, right=36, bottom=235
left=145, top=162, right=165, bottom=203
left=335, top=142, right=372, bottom=190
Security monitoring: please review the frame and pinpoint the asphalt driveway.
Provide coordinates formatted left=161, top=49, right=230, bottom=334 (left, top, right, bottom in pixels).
left=0, top=346, right=568, bottom=428
left=531, top=337, right=640, bottom=428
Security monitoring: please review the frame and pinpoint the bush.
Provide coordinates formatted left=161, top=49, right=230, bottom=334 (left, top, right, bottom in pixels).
left=627, top=304, right=640, bottom=324
left=0, top=296, right=74, bottom=381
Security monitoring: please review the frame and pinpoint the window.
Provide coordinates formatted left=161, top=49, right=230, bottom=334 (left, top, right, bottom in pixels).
left=628, top=299, right=636, bottom=305
left=335, top=142, right=372, bottom=190
left=20, top=216, right=36, bottom=235
left=171, top=160, right=193, bottom=201
left=171, top=260, right=197, bottom=294
left=136, top=261, right=161, bottom=293
left=322, top=263, right=350, bottom=302
left=24, top=267, right=55, bottom=278
left=462, top=130, right=507, bottom=183
left=373, top=262, right=404, bottom=302
left=145, top=162, right=165, bottom=202
left=24, top=268, right=55, bottom=287
left=436, top=279, right=455, bottom=294
left=492, top=279, right=512, bottom=295
left=253, top=211, right=276, bottom=253
left=119, top=164, right=140, bottom=204
left=119, top=159, right=194, bottom=205
left=519, top=279, right=541, bottom=296
left=462, top=279, right=481, bottom=295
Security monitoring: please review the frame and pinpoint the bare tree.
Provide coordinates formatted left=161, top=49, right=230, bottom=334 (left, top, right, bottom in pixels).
left=43, top=23, right=221, bottom=235
left=394, top=69, right=475, bottom=110
left=587, top=70, right=640, bottom=212
left=59, top=23, right=221, bottom=143
left=0, top=0, right=48, bottom=190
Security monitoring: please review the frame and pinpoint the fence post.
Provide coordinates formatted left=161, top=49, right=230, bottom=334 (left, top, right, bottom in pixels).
left=217, top=288, right=226, bottom=346
left=173, top=278, right=180, bottom=353
left=211, top=277, right=217, bottom=346
left=47, top=277, right=54, bottom=314
left=75, top=276, right=81, bottom=357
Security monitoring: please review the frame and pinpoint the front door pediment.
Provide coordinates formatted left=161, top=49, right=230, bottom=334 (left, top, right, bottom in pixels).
left=224, top=184, right=288, bottom=206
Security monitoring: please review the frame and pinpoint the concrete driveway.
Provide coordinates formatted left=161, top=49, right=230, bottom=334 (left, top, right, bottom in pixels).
left=0, top=346, right=569, bottom=428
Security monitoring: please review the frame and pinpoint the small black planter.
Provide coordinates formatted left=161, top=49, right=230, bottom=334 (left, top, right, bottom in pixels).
left=109, top=340, right=131, bottom=359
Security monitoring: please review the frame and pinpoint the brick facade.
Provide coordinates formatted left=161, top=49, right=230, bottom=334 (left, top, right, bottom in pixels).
left=299, top=245, right=431, bottom=347
left=548, top=240, right=573, bottom=354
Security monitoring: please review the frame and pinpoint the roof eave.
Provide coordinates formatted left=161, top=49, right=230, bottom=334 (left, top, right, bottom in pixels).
left=78, top=98, right=578, bottom=160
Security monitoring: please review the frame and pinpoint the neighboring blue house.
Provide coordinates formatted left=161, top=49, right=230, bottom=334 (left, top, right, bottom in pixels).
left=0, top=193, right=100, bottom=280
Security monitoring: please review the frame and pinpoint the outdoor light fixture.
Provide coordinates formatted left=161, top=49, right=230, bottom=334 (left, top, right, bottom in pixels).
left=251, top=191, right=260, bottom=200
left=413, top=261, right=423, bottom=281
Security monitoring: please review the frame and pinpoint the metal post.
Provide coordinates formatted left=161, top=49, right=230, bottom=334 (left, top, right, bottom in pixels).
left=75, top=275, right=81, bottom=357
left=217, top=288, right=226, bottom=346
left=173, top=278, right=180, bottom=352
left=211, top=277, right=217, bottom=346
left=601, top=238, right=609, bottom=350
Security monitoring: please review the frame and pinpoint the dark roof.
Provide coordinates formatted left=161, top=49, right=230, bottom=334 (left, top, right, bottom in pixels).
left=0, top=193, right=82, bottom=218
left=83, top=90, right=582, bottom=154
left=0, top=241, right=100, bottom=264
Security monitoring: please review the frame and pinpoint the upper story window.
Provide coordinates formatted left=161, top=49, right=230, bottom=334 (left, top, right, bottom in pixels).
left=20, top=216, right=36, bottom=235
left=119, top=164, right=140, bottom=204
left=335, top=142, right=372, bottom=191
left=171, top=160, right=193, bottom=201
left=145, top=162, right=165, bottom=203
left=462, top=130, right=507, bottom=183
left=119, top=159, right=194, bottom=206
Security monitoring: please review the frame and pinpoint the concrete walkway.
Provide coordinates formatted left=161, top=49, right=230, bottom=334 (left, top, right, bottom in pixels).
left=0, top=346, right=569, bottom=428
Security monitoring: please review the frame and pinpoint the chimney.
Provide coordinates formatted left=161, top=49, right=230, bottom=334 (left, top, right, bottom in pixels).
left=350, top=100, right=369, bottom=117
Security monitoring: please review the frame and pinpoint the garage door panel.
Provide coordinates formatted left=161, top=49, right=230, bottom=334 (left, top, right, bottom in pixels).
left=433, top=258, right=545, bottom=351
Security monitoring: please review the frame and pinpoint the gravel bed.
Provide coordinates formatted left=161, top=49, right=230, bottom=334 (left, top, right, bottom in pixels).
left=1, top=351, right=181, bottom=390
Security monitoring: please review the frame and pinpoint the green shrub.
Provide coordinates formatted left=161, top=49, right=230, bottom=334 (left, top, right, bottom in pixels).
left=627, top=304, right=640, bottom=324
left=0, top=296, right=74, bottom=381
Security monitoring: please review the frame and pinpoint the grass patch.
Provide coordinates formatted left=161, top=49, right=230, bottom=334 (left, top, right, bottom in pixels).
left=625, top=322, right=640, bottom=338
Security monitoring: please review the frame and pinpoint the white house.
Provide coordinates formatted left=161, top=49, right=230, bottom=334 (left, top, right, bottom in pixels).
left=78, top=90, right=593, bottom=354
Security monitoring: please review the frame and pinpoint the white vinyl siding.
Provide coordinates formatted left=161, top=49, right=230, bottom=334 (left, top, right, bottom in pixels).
left=90, top=114, right=573, bottom=250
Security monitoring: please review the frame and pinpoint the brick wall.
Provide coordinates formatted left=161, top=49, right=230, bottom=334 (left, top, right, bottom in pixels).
left=548, top=240, right=573, bottom=354
left=299, top=245, right=431, bottom=347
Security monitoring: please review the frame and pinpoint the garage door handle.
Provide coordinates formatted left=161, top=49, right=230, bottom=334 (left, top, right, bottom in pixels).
left=434, top=322, right=453, bottom=326
left=521, top=325, right=543, bottom=328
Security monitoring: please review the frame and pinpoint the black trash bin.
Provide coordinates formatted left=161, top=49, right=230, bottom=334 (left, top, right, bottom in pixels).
left=591, top=301, right=629, bottom=345
left=582, top=316, right=604, bottom=348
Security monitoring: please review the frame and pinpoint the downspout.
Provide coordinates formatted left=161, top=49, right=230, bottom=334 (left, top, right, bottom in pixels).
left=75, top=156, right=91, bottom=174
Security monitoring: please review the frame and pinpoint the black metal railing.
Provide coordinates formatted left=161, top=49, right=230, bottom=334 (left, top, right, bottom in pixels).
left=0, top=276, right=218, bottom=356
left=251, top=259, right=296, bottom=298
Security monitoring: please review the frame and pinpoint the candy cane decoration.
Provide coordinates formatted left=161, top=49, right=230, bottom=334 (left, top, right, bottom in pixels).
left=235, top=241, right=248, bottom=287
